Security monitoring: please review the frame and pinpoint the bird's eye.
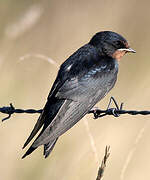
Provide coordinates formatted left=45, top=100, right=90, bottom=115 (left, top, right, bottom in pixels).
left=115, top=41, right=125, bottom=48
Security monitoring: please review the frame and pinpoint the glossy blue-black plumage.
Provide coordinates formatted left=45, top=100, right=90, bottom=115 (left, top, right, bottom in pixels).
left=22, top=31, right=128, bottom=159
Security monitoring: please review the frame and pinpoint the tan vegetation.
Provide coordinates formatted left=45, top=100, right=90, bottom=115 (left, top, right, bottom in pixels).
left=1, top=0, right=150, bottom=180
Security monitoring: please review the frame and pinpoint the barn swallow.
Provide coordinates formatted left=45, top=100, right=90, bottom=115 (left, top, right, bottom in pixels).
left=22, top=31, right=135, bottom=158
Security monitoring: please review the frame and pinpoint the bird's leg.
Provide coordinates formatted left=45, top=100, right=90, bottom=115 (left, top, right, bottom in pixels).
left=89, top=107, right=108, bottom=118
left=107, top=97, right=123, bottom=117
left=89, top=107, right=101, bottom=119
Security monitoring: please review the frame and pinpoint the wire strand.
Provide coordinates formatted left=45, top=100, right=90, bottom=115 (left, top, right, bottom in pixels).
left=1, top=102, right=150, bottom=122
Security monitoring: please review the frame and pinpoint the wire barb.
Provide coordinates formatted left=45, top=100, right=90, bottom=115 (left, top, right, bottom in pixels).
left=1, top=103, right=15, bottom=121
left=0, top=103, right=42, bottom=122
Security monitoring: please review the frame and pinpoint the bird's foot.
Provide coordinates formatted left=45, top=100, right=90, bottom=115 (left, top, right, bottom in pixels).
left=90, top=107, right=100, bottom=119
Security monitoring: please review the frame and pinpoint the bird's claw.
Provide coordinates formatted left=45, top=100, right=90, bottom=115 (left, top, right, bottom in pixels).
left=91, top=107, right=100, bottom=119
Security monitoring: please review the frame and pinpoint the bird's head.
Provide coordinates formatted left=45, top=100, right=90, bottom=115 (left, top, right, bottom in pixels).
left=89, top=31, right=136, bottom=61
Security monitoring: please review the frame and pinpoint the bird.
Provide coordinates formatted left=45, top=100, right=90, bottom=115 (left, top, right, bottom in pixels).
left=22, top=31, right=136, bottom=159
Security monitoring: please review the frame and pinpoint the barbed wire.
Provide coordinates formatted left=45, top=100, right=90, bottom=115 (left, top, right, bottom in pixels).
left=89, top=108, right=150, bottom=118
left=0, top=103, right=42, bottom=121
left=1, top=97, right=150, bottom=122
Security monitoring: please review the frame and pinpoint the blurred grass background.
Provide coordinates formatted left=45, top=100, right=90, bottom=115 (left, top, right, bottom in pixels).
left=1, top=0, right=150, bottom=179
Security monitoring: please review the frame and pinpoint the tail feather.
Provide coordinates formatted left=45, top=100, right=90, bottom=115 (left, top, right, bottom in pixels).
left=22, top=100, right=53, bottom=149
left=22, top=99, right=64, bottom=159
left=44, top=138, right=58, bottom=158
left=22, top=146, right=37, bottom=159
